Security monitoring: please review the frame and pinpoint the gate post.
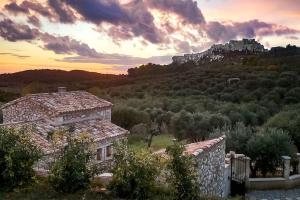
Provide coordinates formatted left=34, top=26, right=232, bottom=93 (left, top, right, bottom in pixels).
left=245, top=157, right=251, bottom=189
left=297, top=153, right=300, bottom=174
left=282, top=156, right=291, bottom=179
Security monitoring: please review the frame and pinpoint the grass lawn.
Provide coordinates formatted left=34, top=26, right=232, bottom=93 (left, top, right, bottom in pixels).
left=128, top=134, right=176, bottom=152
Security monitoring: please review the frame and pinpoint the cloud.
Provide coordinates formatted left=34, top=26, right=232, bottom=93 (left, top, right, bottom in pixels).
left=59, top=54, right=171, bottom=65
left=4, top=2, right=29, bottom=14
left=0, top=52, right=30, bottom=58
left=4, top=0, right=75, bottom=23
left=65, top=0, right=163, bottom=43
left=40, top=33, right=100, bottom=57
left=286, top=35, right=299, bottom=40
left=2, top=0, right=300, bottom=58
left=147, top=0, right=205, bottom=24
left=0, top=17, right=170, bottom=66
left=48, top=0, right=76, bottom=23
left=20, top=1, right=53, bottom=18
left=205, top=20, right=300, bottom=42
left=27, top=15, right=41, bottom=27
left=65, top=0, right=130, bottom=24
left=0, top=19, right=39, bottom=42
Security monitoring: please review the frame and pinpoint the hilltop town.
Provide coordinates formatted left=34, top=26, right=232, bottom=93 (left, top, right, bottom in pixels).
left=172, top=39, right=267, bottom=64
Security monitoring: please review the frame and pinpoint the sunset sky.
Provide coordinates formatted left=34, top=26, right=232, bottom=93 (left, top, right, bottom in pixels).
left=0, top=0, right=299, bottom=74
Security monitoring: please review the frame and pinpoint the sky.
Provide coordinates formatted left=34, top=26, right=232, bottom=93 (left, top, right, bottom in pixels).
left=0, top=0, right=299, bottom=74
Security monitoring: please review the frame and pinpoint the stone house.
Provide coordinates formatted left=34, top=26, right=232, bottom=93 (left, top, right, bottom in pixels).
left=0, top=87, right=128, bottom=167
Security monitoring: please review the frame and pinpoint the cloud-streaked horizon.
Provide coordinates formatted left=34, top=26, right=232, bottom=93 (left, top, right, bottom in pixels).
left=0, top=0, right=299, bottom=74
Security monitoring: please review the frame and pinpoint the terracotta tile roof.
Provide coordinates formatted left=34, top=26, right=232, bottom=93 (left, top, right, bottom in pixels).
left=0, top=118, right=128, bottom=154
left=1, top=91, right=112, bottom=114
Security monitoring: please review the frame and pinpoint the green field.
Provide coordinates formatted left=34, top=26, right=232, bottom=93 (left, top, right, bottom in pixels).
left=128, top=134, right=176, bottom=152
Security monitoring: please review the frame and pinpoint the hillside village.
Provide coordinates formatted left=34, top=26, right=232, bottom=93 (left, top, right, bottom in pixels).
left=172, top=39, right=267, bottom=64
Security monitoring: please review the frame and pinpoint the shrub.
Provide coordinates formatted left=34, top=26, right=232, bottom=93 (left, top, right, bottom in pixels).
left=48, top=133, right=99, bottom=193
left=247, top=128, right=294, bottom=177
left=109, top=141, right=160, bottom=199
left=166, top=142, right=200, bottom=200
left=0, top=128, right=42, bottom=190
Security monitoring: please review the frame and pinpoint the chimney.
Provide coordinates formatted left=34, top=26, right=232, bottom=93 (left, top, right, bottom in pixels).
left=58, top=87, right=67, bottom=93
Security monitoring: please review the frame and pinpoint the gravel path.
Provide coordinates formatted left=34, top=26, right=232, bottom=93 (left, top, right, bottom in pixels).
left=246, top=189, right=300, bottom=200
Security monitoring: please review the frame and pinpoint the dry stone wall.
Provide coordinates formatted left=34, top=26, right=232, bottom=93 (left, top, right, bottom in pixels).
left=196, top=138, right=226, bottom=197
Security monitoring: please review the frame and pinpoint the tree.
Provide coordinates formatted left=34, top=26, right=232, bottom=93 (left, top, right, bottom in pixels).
left=211, top=122, right=254, bottom=153
left=109, top=141, right=160, bottom=200
left=264, top=104, right=300, bottom=151
left=171, top=110, right=230, bottom=142
left=0, top=128, right=42, bottom=190
left=166, top=142, right=200, bottom=200
left=48, top=132, right=99, bottom=193
left=247, top=128, right=294, bottom=177
left=112, top=106, right=150, bottom=130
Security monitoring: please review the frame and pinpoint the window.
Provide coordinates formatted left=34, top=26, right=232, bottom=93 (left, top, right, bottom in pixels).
left=106, top=145, right=112, bottom=158
left=96, top=148, right=102, bottom=161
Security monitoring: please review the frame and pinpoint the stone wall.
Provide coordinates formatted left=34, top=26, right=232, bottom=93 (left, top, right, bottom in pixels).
left=195, top=137, right=226, bottom=197
left=57, top=107, right=111, bottom=124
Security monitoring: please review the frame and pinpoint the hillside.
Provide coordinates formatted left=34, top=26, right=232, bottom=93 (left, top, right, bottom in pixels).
left=1, top=40, right=300, bottom=147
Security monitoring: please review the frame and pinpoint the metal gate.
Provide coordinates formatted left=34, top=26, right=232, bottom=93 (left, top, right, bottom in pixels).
left=230, top=156, right=247, bottom=196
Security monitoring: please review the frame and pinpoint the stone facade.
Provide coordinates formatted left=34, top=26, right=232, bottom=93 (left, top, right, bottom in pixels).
left=185, top=136, right=226, bottom=197
left=172, top=39, right=267, bottom=65
left=1, top=88, right=128, bottom=169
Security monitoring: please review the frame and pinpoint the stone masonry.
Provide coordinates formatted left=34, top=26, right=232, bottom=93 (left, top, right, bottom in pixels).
left=186, top=136, right=226, bottom=197
left=1, top=87, right=128, bottom=168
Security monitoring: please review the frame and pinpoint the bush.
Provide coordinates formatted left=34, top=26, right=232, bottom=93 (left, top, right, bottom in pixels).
left=109, top=141, right=160, bottom=199
left=48, top=133, right=99, bottom=193
left=166, top=142, right=200, bottom=200
left=247, top=128, right=294, bottom=177
left=0, top=128, right=42, bottom=190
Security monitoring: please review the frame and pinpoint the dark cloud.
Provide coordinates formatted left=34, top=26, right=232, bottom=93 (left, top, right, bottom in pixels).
left=147, top=0, right=205, bottom=24
left=4, top=0, right=74, bottom=23
left=40, top=33, right=100, bottom=57
left=20, top=1, right=53, bottom=18
left=4, top=2, right=29, bottom=14
left=205, top=20, right=300, bottom=42
left=65, top=0, right=130, bottom=24
left=65, top=0, right=163, bottom=43
left=0, top=19, right=39, bottom=42
left=48, top=0, right=76, bottom=23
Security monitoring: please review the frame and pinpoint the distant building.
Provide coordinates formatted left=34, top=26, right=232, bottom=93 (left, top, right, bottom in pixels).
left=0, top=87, right=128, bottom=168
left=172, top=39, right=267, bottom=65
